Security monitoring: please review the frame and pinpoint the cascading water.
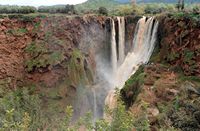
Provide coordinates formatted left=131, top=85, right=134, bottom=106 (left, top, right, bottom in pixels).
left=74, top=16, right=158, bottom=122
left=117, top=17, right=125, bottom=65
left=111, top=19, right=118, bottom=74
left=116, top=17, right=158, bottom=88
left=105, top=16, right=159, bottom=109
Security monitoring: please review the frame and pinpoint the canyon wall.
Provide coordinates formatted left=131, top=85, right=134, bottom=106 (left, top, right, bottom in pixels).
left=121, top=15, right=200, bottom=130
left=157, top=15, right=200, bottom=76
left=0, top=15, right=139, bottom=122
left=1, top=14, right=199, bottom=128
left=0, top=15, right=139, bottom=89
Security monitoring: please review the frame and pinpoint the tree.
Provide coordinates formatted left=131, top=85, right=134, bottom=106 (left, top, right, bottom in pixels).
left=176, top=0, right=184, bottom=11
left=98, top=7, right=108, bottom=15
left=64, top=4, right=76, bottom=14
left=181, top=0, right=185, bottom=10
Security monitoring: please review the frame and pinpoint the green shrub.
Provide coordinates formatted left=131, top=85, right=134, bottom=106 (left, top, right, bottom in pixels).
left=20, top=15, right=36, bottom=22
left=0, top=15, right=6, bottom=19
left=59, top=90, right=145, bottom=131
left=7, top=28, right=28, bottom=36
left=172, top=12, right=200, bottom=21
left=0, top=5, right=36, bottom=14
left=193, top=5, right=200, bottom=14
left=98, top=7, right=108, bottom=15
left=179, top=75, right=200, bottom=83
left=109, top=96, right=135, bottom=131
left=0, top=109, right=31, bottom=131
left=25, top=42, right=47, bottom=72
left=0, top=88, right=43, bottom=130
left=167, top=52, right=180, bottom=62
left=183, top=49, right=195, bottom=65
left=111, top=5, right=144, bottom=16
left=144, top=4, right=166, bottom=14
left=8, top=14, right=23, bottom=19
left=0, top=88, right=150, bottom=130
left=25, top=41, right=66, bottom=72
left=38, top=5, right=77, bottom=14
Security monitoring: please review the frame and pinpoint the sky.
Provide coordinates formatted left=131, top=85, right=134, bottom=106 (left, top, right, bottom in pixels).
left=0, top=0, right=87, bottom=6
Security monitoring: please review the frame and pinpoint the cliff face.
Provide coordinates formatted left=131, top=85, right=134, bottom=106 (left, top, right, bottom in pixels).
left=0, top=16, right=113, bottom=120
left=0, top=15, right=140, bottom=92
left=121, top=15, right=200, bottom=130
left=1, top=14, right=199, bottom=129
left=0, top=15, right=139, bottom=124
left=0, top=16, right=106, bottom=89
left=157, top=15, right=200, bottom=76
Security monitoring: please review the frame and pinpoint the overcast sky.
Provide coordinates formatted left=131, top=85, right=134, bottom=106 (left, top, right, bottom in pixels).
left=0, top=0, right=87, bottom=6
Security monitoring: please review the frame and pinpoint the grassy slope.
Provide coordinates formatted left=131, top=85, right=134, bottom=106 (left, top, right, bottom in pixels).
left=75, top=0, right=120, bottom=11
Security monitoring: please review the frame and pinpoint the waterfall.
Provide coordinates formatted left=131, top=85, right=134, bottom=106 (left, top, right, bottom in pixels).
left=117, top=17, right=125, bottom=65
left=111, top=19, right=117, bottom=74
left=105, top=16, right=159, bottom=109
left=115, top=17, right=159, bottom=88
left=71, top=16, right=158, bottom=123
left=132, top=17, right=146, bottom=53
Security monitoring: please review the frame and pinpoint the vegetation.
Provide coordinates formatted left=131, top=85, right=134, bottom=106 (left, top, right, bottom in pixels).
left=98, top=7, right=108, bottom=15
left=144, top=4, right=176, bottom=14
left=75, top=0, right=119, bottom=13
left=25, top=41, right=65, bottom=72
left=67, top=49, right=88, bottom=85
left=61, top=90, right=150, bottom=131
left=121, top=66, right=146, bottom=108
left=38, top=5, right=77, bottom=14
left=0, top=87, right=43, bottom=130
left=176, top=0, right=185, bottom=11
left=110, top=4, right=144, bottom=15
left=0, top=87, right=150, bottom=130
left=0, top=5, right=36, bottom=14
left=0, top=0, right=199, bottom=130
left=0, top=1, right=198, bottom=16
left=7, top=28, right=28, bottom=36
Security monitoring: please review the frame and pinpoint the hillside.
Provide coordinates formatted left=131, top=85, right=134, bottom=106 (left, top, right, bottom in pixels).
left=116, top=0, right=200, bottom=3
left=75, top=0, right=119, bottom=12
left=75, top=0, right=200, bottom=12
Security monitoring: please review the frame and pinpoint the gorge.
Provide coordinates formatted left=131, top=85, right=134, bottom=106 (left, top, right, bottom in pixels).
left=0, top=12, right=199, bottom=130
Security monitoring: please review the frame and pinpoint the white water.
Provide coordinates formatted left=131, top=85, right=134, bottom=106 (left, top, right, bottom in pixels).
left=79, top=17, right=159, bottom=122
left=116, top=17, right=158, bottom=88
left=117, top=17, right=125, bottom=65
left=105, top=16, right=159, bottom=108
left=111, top=19, right=117, bottom=74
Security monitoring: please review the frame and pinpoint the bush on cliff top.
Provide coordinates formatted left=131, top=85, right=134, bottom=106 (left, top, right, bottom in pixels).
left=98, top=7, right=108, bottom=15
